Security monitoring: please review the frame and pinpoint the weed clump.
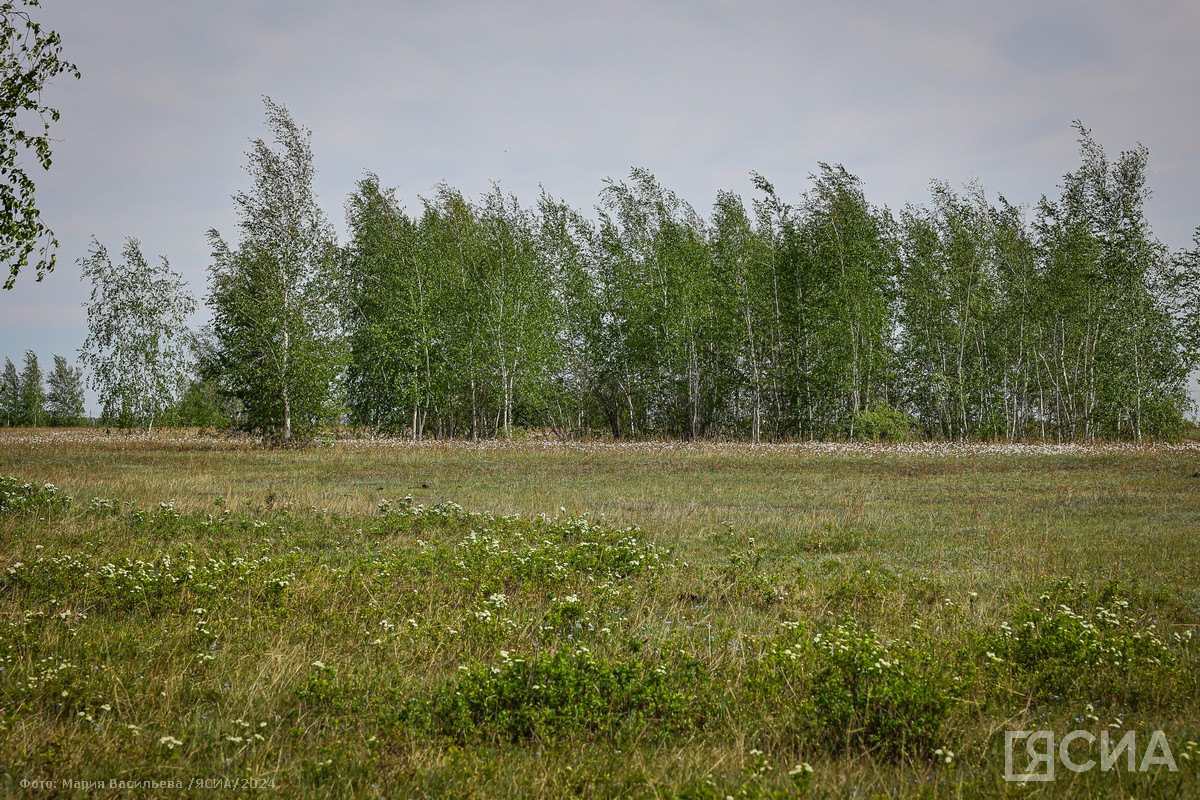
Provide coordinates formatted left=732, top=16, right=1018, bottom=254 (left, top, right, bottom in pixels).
left=984, top=578, right=1186, bottom=706
left=401, top=646, right=705, bottom=743
left=0, top=476, right=71, bottom=515
left=750, top=619, right=958, bottom=760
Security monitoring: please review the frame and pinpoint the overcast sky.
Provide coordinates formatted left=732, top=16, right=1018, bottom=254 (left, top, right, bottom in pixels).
left=3, top=0, right=1198, bottom=412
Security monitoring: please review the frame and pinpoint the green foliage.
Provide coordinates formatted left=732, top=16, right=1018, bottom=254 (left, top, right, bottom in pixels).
left=341, top=175, right=424, bottom=434
left=851, top=404, right=916, bottom=442
left=1169, top=228, right=1200, bottom=386
left=986, top=579, right=1177, bottom=703
left=896, top=183, right=1003, bottom=440
left=404, top=647, right=701, bottom=743
left=342, top=178, right=563, bottom=439
left=17, top=349, right=43, bottom=426
left=45, top=353, right=85, bottom=426
left=377, top=497, right=665, bottom=593
left=797, top=165, right=899, bottom=438
left=3, top=535, right=295, bottom=617
left=78, top=238, right=196, bottom=430
left=0, top=474, right=70, bottom=513
left=807, top=622, right=954, bottom=759
left=718, top=545, right=782, bottom=606
left=294, top=661, right=342, bottom=709
left=165, top=378, right=232, bottom=428
left=0, top=351, right=49, bottom=427
left=753, top=620, right=956, bottom=760
left=207, top=98, right=342, bottom=444
left=327, top=130, right=1193, bottom=442
left=1, top=0, right=80, bottom=289
left=593, top=169, right=719, bottom=439
left=0, top=356, right=19, bottom=424
left=1028, top=124, right=1187, bottom=440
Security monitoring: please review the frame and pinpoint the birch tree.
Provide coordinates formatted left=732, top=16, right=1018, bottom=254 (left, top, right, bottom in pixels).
left=343, top=174, right=425, bottom=435
left=796, top=165, right=897, bottom=437
left=17, top=349, right=43, bottom=425
left=711, top=190, right=771, bottom=441
left=1033, top=125, right=1186, bottom=439
left=45, top=353, right=84, bottom=425
left=78, top=237, right=195, bottom=430
left=897, top=183, right=1001, bottom=439
left=1168, top=229, right=1200, bottom=413
left=207, top=98, right=341, bottom=443
left=0, top=357, right=18, bottom=424
left=417, top=185, right=486, bottom=437
left=597, top=169, right=712, bottom=437
left=989, top=197, right=1041, bottom=440
left=477, top=186, right=558, bottom=437
left=537, top=192, right=602, bottom=437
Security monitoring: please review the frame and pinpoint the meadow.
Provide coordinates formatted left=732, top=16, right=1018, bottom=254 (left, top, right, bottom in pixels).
left=1, top=429, right=1198, bottom=798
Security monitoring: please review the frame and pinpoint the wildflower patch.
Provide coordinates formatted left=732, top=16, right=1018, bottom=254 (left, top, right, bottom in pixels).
left=0, top=476, right=72, bottom=515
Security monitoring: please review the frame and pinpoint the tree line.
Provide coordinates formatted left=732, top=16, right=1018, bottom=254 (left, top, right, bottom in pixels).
left=68, top=101, right=1200, bottom=442
left=0, top=351, right=84, bottom=427
left=0, top=347, right=227, bottom=429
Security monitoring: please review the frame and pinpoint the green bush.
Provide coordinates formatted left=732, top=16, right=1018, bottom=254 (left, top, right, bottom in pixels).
left=756, top=620, right=957, bottom=760
left=379, top=499, right=666, bottom=594
left=985, top=580, right=1177, bottom=703
left=851, top=405, right=917, bottom=442
left=0, top=476, right=72, bottom=515
left=403, top=647, right=702, bottom=743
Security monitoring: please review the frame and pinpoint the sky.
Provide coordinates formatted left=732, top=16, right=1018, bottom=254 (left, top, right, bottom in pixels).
left=2, top=0, right=1199, bottom=413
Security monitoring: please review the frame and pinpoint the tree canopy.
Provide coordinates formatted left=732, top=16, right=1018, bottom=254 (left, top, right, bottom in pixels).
left=1, top=0, right=79, bottom=289
left=207, top=97, right=341, bottom=443
left=13, top=110, right=1183, bottom=442
left=78, top=237, right=196, bottom=430
left=325, top=129, right=1198, bottom=441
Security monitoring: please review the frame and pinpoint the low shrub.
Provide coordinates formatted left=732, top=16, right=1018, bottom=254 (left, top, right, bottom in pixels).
left=402, top=646, right=704, bottom=743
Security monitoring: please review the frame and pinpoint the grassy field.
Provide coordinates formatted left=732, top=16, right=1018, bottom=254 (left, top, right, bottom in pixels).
left=1, top=429, right=1198, bottom=798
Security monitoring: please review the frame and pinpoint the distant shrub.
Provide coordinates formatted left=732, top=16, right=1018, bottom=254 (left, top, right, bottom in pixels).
left=3, top=551, right=293, bottom=615
left=852, top=405, right=916, bottom=442
left=377, top=498, right=666, bottom=593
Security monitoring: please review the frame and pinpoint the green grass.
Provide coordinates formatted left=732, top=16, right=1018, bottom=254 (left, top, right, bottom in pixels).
left=1, top=430, right=1199, bottom=797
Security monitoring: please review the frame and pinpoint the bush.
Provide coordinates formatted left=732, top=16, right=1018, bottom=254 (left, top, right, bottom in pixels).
left=0, top=476, right=72, bottom=515
left=754, top=620, right=957, bottom=760
left=984, top=579, right=1178, bottom=704
left=402, top=647, right=702, bottom=743
left=852, top=405, right=916, bottom=442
